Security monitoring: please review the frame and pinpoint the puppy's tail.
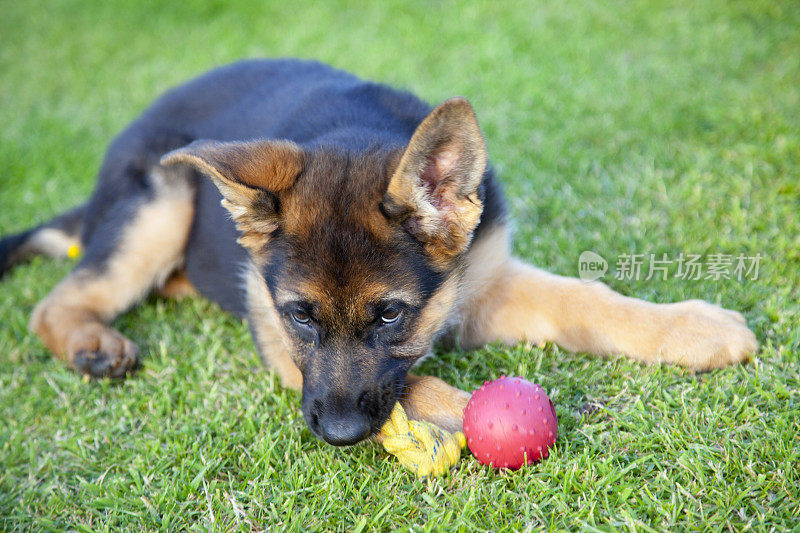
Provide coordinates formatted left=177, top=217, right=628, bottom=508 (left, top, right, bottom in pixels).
left=0, top=204, right=87, bottom=277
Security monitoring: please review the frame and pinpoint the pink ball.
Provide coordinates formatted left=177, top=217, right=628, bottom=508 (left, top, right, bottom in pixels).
left=463, top=376, right=558, bottom=469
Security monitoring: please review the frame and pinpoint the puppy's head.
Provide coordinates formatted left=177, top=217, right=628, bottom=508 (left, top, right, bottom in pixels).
left=162, top=98, right=487, bottom=445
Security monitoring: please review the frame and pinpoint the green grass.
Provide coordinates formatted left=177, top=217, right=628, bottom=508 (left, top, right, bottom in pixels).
left=1, top=0, right=799, bottom=530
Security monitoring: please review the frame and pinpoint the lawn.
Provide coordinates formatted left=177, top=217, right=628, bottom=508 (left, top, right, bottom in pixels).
left=1, top=0, right=799, bottom=530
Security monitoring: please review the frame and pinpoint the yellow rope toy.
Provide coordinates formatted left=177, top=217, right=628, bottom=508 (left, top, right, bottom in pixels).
left=377, top=402, right=466, bottom=478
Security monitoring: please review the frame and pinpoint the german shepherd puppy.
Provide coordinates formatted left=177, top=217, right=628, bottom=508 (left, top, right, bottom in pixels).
left=1, top=59, right=757, bottom=445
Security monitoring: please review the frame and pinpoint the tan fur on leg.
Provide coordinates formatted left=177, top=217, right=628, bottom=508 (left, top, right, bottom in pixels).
left=400, top=374, right=471, bottom=433
left=157, top=270, right=197, bottom=299
left=29, top=168, right=194, bottom=377
left=458, top=226, right=758, bottom=371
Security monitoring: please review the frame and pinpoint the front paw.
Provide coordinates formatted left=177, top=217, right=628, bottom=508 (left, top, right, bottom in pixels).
left=657, top=300, right=758, bottom=371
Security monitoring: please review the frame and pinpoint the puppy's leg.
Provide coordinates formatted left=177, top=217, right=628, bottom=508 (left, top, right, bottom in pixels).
left=157, top=270, right=197, bottom=299
left=400, top=375, right=472, bottom=433
left=29, top=167, right=194, bottom=377
left=459, top=227, right=758, bottom=371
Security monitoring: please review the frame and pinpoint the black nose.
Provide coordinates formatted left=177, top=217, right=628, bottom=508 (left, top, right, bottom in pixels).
left=320, top=414, right=371, bottom=446
left=305, top=392, right=374, bottom=446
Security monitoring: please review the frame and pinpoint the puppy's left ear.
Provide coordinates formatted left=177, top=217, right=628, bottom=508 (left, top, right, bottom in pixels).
left=382, top=97, right=487, bottom=266
left=161, top=139, right=304, bottom=251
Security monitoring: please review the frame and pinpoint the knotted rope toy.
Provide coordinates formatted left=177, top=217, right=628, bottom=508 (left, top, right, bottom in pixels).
left=376, top=402, right=466, bottom=478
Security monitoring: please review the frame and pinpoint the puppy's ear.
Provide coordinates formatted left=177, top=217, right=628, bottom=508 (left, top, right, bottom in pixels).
left=161, top=140, right=304, bottom=250
left=382, top=97, right=487, bottom=266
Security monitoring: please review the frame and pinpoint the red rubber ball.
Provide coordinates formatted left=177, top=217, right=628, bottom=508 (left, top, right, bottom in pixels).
left=463, top=376, right=558, bottom=469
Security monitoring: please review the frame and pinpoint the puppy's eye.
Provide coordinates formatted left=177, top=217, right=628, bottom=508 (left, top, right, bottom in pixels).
left=291, top=310, right=311, bottom=324
left=380, top=308, right=401, bottom=325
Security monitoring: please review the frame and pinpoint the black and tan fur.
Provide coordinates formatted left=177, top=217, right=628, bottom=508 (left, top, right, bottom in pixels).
left=0, top=59, right=757, bottom=445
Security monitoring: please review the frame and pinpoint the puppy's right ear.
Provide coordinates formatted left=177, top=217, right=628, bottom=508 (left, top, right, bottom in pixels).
left=161, top=140, right=305, bottom=250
